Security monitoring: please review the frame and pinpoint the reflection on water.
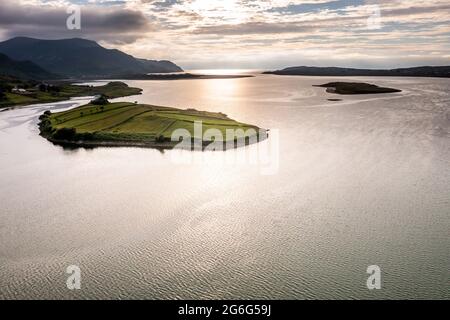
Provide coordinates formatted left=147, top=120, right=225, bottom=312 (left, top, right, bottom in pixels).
left=0, top=73, right=449, bottom=299
left=199, top=78, right=241, bottom=103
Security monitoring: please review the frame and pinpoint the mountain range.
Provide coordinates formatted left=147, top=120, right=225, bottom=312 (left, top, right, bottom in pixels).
left=264, top=66, right=450, bottom=78
left=0, top=37, right=183, bottom=79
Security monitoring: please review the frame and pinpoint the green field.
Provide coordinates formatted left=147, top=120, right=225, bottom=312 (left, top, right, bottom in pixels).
left=0, top=81, right=142, bottom=108
left=39, top=102, right=265, bottom=148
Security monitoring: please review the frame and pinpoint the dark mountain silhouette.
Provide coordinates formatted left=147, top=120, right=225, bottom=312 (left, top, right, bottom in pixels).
left=0, top=37, right=183, bottom=78
left=0, top=53, right=54, bottom=79
left=137, top=59, right=182, bottom=74
left=264, top=66, right=450, bottom=78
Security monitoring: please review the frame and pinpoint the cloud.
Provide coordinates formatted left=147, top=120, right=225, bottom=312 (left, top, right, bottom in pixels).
left=0, top=0, right=152, bottom=44
left=0, top=0, right=449, bottom=68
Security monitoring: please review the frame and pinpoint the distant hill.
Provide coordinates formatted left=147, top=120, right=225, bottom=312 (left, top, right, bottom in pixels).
left=0, top=37, right=183, bottom=78
left=264, top=66, right=450, bottom=78
left=0, top=53, right=54, bottom=79
left=137, top=59, right=183, bottom=74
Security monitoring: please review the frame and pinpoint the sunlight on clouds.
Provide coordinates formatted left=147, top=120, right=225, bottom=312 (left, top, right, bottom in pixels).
left=3, top=0, right=450, bottom=68
left=185, top=0, right=250, bottom=24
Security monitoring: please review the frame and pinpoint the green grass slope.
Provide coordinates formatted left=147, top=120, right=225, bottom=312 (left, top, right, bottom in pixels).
left=39, top=102, right=265, bottom=149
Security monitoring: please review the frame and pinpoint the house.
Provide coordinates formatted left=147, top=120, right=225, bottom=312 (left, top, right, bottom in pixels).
left=12, top=87, right=28, bottom=94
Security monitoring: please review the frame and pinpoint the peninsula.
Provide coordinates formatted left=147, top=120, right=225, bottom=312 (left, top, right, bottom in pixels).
left=38, top=101, right=266, bottom=150
left=0, top=78, right=142, bottom=109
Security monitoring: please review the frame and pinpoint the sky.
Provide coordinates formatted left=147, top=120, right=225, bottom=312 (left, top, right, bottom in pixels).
left=0, top=0, right=449, bottom=69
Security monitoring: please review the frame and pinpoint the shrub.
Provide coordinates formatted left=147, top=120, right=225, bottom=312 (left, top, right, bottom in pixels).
left=48, top=86, right=60, bottom=93
left=75, top=132, right=94, bottom=141
left=39, top=119, right=52, bottom=132
left=53, top=128, right=76, bottom=141
left=91, top=94, right=109, bottom=105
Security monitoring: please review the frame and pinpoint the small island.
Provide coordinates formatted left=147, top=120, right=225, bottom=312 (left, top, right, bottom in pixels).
left=314, top=82, right=402, bottom=95
left=38, top=99, right=266, bottom=150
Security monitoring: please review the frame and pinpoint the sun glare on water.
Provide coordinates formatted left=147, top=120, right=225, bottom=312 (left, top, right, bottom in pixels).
left=189, top=69, right=258, bottom=75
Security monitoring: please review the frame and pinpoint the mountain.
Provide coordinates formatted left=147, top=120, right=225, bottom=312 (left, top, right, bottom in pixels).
left=264, top=66, right=450, bottom=78
left=0, top=53, right=54, bottom=79
left=0, top=37, right=183, bottom=78
left=137, top=59, right=183, bottom=73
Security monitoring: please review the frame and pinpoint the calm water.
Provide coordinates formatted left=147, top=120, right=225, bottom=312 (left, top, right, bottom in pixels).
left=0, top=74, right=449, bottom=299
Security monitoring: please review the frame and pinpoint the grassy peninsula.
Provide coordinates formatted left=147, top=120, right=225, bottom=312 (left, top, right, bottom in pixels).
left=0, top=78, right=142, bottom=109
left=39, top=101, right=266, bottom=150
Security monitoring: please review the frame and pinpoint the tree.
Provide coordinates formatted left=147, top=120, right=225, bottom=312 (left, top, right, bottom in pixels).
left=155, top=135, right=165, bottom=143
left=91, top=94, right=109, bottom=106
left=53, top=128, right=76, bottom=141
left=38, top=84, right=47, bottom=92
left=48, top=85, right=60, bottom=93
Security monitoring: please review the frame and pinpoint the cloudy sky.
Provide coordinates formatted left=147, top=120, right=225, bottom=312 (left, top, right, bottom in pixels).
left=1, top=0, right=449, bottom=69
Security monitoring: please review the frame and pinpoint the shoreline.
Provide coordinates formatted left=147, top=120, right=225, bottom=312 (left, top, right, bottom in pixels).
left=101, top=73, right=254, bottom=81
left=43, top=134, right=268, bottom=151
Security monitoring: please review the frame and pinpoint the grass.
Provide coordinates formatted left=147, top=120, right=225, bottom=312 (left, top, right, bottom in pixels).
left=0, top=81, right=142, bottom=108
left=39, top=102, right=264, bottom=147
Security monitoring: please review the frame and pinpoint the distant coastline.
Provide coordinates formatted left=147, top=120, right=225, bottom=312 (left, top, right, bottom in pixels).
left=264, top=65, right=450, bottom=78
left=102, top=73, right=254, bottom=81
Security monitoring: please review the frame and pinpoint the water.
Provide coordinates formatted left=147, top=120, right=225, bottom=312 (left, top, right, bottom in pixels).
left=0, top=74, right=449, bottom=299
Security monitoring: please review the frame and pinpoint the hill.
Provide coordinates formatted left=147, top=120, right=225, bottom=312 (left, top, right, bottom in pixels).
left=264, top=66, right=450, bottom=78
left=0, top=37, right=183, bottom=78
left=0, top=53, right=54, bottom=79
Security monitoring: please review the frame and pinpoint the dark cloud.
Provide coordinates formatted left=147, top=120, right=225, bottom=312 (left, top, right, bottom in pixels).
left=0, top=0, right=152, bottom=44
